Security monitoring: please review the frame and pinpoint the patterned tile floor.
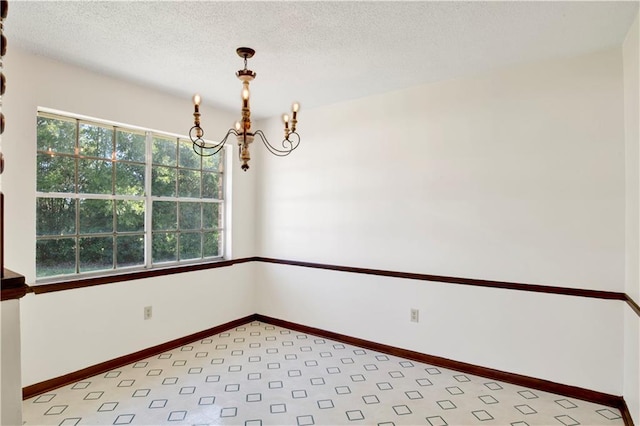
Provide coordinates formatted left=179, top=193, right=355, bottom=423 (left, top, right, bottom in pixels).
left=24, top=321, right=624, bottom=425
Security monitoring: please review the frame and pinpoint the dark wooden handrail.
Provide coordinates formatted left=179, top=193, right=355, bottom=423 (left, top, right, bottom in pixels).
left=1, top=268, right=29, bottom=301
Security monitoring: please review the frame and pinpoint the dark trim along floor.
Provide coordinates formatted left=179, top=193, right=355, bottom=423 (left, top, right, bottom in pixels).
left=22, top=313, right=635, bottom=426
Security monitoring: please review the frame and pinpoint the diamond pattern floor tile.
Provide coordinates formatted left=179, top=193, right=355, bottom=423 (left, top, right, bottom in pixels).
left=23, top=321, right=624, bottom=425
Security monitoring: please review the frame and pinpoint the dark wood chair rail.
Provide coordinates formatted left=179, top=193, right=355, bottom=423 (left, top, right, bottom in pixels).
left=3, top=256, right=639, bottom=319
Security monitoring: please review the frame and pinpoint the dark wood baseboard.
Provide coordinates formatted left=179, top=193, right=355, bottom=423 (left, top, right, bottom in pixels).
left=620, top=398, right=635, bottom=426
left=255, top=314, right=634, bottom=426
left=20, top=313, right=636, bottom=426
left=22, top=314, right=256, bottom=400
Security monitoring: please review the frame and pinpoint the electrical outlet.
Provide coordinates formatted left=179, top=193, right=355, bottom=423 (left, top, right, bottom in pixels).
left=144, top=306, right=152, bottom=320
left=410, top=308, right=419, bottom=323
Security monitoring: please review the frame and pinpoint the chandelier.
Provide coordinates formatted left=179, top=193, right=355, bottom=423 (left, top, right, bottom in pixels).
left=189, top=47, right=301, bottom=171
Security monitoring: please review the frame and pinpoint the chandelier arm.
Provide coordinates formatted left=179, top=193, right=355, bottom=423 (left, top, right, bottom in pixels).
left=221, top=128, right=240, bottom=143
left=254, top=130, right=300, bottom=157
left=191, top=128, right=238, bottom=157
left=192, top=140, right=223, bottom=157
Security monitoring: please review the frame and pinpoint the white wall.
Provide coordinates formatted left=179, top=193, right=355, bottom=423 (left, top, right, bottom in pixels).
left=258, top=50, right=626, bottom=292
left=624, top=10, right=640, bottom=425
left=20, top=265, right=254, bottom=386
left=3, top=48, right=257, bottom=386
left=256, top=263, right=622, bottom=394
left=1, top=300, right=22, bottom=426
left=255, top=48, right=626, bottom=395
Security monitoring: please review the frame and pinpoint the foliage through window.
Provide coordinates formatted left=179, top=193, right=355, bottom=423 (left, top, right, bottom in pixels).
left=36, top=112, right=225, bottom=279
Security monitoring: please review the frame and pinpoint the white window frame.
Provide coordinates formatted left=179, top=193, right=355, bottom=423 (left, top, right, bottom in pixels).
left=35, top=109, right=227, bottom=282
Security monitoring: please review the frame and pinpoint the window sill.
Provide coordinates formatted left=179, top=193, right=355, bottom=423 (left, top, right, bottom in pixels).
left=31, top=257, right=256, bottom=294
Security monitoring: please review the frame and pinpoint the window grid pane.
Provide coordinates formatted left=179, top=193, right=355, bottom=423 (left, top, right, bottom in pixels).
left=117, top=234, right=145, bottom=268
left=36, top=238, right=76, bottom=277
left=79, top=236, right=114, bottom=273
left=35, top=112, right=225, bottom=280
left=37, top=115, right=77, bottom=154
left=152, top=136, right=177, bottom=166
left=37, top=154, right=76, bottom=193
left=36, top=198, right=76, bottom=236
left=116, top=129, right=146, bottom=163
left=79, top=122, right=114, bottom=160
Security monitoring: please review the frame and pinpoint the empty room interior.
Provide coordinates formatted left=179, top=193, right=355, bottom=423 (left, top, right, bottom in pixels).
left=1, top=1, right=640, bottom=425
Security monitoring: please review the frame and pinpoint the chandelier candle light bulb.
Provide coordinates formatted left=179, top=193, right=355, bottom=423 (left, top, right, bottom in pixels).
left=192, top=94, right=203, bottom=138
left=241, top=85, right=250, bottom=109
left=188, top=47, right=301, bottom=171
left=283, top=114, right=290, bottom=138
left=291, top=102, right=299, bottom=132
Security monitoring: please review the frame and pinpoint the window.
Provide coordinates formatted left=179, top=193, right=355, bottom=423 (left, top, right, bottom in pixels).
left=35, top=112, right=225, bottom=280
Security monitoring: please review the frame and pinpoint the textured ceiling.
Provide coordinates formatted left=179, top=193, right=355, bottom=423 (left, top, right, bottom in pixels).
left=5, top=1, right=639, bottom=119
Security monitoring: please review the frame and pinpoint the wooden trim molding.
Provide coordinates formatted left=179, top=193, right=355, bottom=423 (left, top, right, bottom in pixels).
left=31, top=257, right=258, bottom=295
left=22, top=256, right=640, bottom=320
left=22, top=314, right=256, bottom=400
left=23, top=313, right=634, bottom=426
left=255, top=314, right=634, bottom=426
left=626, top=294, right=640, bottom=318
left=620, top=398, right=635, bottom=426
left=256, top=257, right=628, bottom=301
left=1, top=268, right=30, bottom=301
